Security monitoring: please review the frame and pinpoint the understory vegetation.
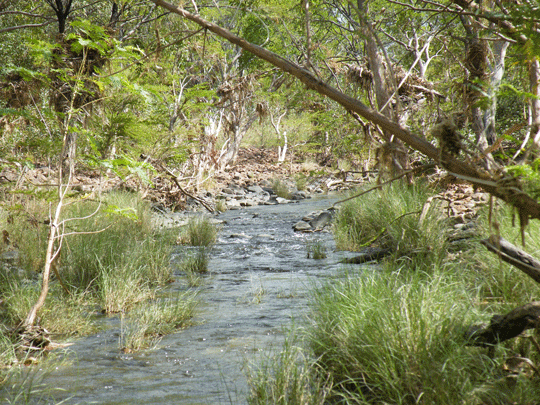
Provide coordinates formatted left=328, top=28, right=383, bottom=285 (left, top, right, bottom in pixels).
left=0, top=191, right=200, bottom=368
left=247, top=183, right=540, bottom=405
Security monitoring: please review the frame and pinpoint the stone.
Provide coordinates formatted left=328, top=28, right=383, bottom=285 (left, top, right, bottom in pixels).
left=309, top=211, right=333, bottom=230
left=293, top=221, right=312, bottom=232
left=247, top=185, right=264, bottom=194
left=290, top=190, right=309, bottom=200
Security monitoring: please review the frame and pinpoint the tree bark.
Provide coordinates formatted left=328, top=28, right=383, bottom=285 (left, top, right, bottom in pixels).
left=357, top=0, right=410, bottom=178
left=467, top=301, right=540, bottom=346
left=483, top=40, right=509, bottom=146
left=24, top=200, right=63, bottom=327
left=149, top=0, right=540, bottom=221
left=480, top=235, right=540, bottom=284
left=530, top=58, right=540, bottom=151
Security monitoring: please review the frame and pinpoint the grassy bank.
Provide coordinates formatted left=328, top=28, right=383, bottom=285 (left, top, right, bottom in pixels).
left=247, top=181, right=540, bottom=404
left=0, top=191, right=202, bottom=371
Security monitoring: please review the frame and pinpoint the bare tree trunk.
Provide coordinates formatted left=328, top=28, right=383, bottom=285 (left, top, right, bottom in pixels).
left=483, top=40, right=509, bottom=146
left=219, top=112, right=258, bottom=170
left=24, top=199, right=63, bottom=327
left=530, top=58, right=540, bottom=152
left=461, top=16, right=490, bottom=153
left=270, top=111, right=287, bottom=163
left=356, top=0, right=410, bottom=178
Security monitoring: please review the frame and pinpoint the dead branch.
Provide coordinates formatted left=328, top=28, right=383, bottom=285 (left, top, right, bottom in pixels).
left=159, top=165, right=215, bottom=213
left=480, top=235, right=540, bottom=284
left=467, top=301, right=540, bottom=347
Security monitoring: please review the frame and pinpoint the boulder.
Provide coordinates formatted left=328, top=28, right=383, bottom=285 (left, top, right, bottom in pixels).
left=293, top=221, right=313, bottom=232
left=309, top=211, right=334, bottom=230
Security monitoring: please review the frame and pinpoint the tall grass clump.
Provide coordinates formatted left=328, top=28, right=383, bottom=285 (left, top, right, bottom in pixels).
left=120, top=291, right=197, bottom=352
left=246, top=335, right=331, bottom=405
left=333, top=181, right=448, bottom=269
left=306, top=240, right=327, bottom=259
left=177, top=216, right=218, bottom=247
left=59, top=192, right=176, bottom=312
left=306, top=268, right=533, bottom=404
left=461, top=203, right=540, bottom=304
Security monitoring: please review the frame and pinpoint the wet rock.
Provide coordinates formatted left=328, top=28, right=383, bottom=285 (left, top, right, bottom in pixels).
left=275, top=197, right=290, bottom=204
left=240, top=199, right=258, bottom=207
left=309, top=211, right=333, bottom=230
left=290, top=190, right=309, bottom=200
left=229, top=233, right=250, bottom=239
left=293, top=221, right=312, bottom=232
left=293, top=209, right=335, bottom=232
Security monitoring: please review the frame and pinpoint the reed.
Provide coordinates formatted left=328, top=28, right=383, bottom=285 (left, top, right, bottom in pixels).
left=246, top=333, right=330, bottom=405
left=178, top=216, right=218, bottom=247
left=306, top=240, right=327, bottom=260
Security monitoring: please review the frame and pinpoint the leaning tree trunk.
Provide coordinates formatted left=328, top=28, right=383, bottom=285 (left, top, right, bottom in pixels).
left=149, top=0, right=540, bottom=221
left=24, top=199, right=63, bottom=327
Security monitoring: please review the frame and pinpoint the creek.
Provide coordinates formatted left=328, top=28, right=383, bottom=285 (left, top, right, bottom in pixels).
left=35, top=195, right=360, bottom=404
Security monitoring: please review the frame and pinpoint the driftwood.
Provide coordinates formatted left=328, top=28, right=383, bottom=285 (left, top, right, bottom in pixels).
left=480, top=235, right=540, bottom=284
left=467, top=302, right=540, bottom=347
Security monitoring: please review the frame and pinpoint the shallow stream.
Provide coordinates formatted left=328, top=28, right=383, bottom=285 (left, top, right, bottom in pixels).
left=33, top=196, right=361, bottom=404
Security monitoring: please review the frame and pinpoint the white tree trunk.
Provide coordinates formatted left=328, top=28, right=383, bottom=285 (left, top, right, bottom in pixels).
left=530, top=58, right=540, bottom=152
left=482, top=39, right=509, bottom=146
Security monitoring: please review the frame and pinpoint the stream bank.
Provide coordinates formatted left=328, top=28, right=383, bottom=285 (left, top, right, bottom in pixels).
left=31, top=195, right=362, bottom=404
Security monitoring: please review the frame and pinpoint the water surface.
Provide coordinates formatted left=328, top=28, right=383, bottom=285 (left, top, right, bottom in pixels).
left=34, top=196, right=361, bottom=404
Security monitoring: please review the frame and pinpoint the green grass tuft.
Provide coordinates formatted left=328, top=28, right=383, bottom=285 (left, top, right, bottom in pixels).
left=178, top=216, right=218, bottom=247
left=333, top=181, right=449, bottom=269
left=120, top=291, right=198, bottom=352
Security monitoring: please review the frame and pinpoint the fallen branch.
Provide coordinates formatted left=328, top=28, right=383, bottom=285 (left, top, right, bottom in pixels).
left=159, top=165, right=215, bottom=213
left=467, top=301, right=540, bottom=347
left=480, top=235, right=540, bottom=284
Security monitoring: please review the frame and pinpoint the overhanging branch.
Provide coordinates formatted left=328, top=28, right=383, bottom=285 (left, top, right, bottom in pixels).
left=149, top=0, right=540, bottom=221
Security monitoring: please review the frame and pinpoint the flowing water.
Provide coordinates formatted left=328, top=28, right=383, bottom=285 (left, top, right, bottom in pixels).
left=27, top=196, right=361, bottom=404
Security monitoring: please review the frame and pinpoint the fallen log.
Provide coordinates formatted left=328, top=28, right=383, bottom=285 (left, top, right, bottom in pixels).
left=480, top=235, right=540, bottom=284
left=466, top=301, right=540, bottom=347
left=341, top=247, right=392, bottom=264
